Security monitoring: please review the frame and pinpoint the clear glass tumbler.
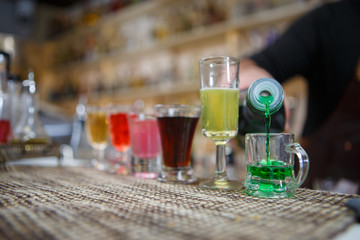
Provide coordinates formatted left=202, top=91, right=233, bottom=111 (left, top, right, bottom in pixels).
left=154, top=104, right=201, bottom=184
left=128, top=113, right=161, bottom=179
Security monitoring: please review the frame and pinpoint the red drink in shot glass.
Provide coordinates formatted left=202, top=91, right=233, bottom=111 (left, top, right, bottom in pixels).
left=107, top=105, right=132, bottom=174
left=108, top=111, right=130, bottom=152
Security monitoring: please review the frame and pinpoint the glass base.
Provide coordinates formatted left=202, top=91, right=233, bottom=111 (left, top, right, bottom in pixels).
left=92, top=159, right=118, bottom=174
left=131, top=155, right=160, bottom=179
left=200, top=177, right=243, bottom=190
left=158, top=166, right=196, bottom=184
left=133, top=172, right=158, bottom=179
left=245, top=189, right=295, bottom=199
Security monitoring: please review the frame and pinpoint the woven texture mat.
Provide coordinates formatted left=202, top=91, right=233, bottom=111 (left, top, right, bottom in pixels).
left=0, top=166, right=358, bottom=240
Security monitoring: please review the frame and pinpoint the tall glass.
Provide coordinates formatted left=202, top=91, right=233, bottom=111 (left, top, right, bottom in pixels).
left=199, top=56, right=242, bottom=190
left=86, top=105, right=109, bottom=171
left=108, top=104, right=131, bottom=173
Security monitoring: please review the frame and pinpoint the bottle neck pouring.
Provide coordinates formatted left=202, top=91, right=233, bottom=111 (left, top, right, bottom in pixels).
left=246, top=78, right=284, bottom=115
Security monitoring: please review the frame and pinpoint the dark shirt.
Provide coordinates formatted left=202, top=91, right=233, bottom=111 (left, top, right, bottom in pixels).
left=250, top=0, right=360, bottom=137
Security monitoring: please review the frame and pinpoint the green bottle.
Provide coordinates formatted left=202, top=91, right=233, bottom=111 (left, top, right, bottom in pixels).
left=237, top=78, right=285, bottom=145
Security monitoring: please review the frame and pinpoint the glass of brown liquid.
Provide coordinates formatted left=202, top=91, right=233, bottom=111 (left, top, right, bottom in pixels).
left=153, top=104, right=201, bottom=183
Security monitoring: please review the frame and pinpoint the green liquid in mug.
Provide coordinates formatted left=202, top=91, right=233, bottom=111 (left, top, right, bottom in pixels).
left=246, top=159, right=294, bottom=193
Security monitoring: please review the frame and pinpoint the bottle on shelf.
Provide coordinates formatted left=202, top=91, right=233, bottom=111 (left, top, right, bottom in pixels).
left=12, top=70, right=51, bottom=144
left=70, top=95, right=93, bottom=160
left=8, top=74, right=22, bottom=132
left=237, top=77, right=285, bottom=147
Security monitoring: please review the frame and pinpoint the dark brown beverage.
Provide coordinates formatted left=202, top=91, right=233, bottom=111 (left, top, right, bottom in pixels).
left=157, top=116, right=199, bottom=168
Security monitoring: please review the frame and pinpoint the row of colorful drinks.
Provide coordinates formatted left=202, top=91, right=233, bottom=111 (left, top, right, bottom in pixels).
left=81, top=56, right=309, bottom=199
left=85, top=104, right=201, bottom=183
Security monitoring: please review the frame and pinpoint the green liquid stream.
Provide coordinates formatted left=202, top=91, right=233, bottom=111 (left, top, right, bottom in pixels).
left=258, top=94, right=273, bottom=165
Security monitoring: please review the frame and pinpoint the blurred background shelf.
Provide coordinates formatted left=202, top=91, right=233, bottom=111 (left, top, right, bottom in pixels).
left=51, top=1, right=317, bottom=73
left=0, top=0, right=320, bottom=147
left=28, top=0, right=318, bottom=115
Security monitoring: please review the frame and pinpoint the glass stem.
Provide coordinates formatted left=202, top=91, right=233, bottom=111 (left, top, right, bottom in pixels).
left=98, top=149, right=105, bottom=162
left=215, top=143, right=227, bottom=180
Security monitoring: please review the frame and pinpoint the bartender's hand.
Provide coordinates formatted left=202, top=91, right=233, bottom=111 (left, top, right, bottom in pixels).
left=239, top=59, right=274, bottom=90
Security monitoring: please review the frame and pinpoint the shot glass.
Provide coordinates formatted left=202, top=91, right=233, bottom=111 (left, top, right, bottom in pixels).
left=107, top=104, right=132, bottom=174
left=85, top=105, right=110, bottom=172
left=128, top=113, right=161, bottom=179
left=153, top=104, right=201, bottom=183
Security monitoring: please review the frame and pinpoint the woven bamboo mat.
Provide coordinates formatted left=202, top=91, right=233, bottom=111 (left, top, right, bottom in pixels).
left=0, top=166, right=358, bottom=240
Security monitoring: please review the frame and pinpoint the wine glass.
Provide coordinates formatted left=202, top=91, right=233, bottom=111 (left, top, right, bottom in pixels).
left=85, top=105, right=109, bottom=171
left=199, top=56, right=242, bottom=190
left=107, top=104, right=131, bottom=174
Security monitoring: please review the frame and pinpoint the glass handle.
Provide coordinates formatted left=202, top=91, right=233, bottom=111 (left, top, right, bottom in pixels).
left=286, top=143, right=310, bottom=187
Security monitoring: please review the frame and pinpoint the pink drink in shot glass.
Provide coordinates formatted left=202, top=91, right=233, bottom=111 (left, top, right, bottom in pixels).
left=128, top=113, right=161, bottom=178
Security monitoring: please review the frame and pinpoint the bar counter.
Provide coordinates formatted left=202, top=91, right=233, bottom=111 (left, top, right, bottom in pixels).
left=0, top=165, right=359, bottom=240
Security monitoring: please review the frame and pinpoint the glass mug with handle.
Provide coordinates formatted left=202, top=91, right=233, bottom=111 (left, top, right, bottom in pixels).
left=244, top=133, right=309, bottom=198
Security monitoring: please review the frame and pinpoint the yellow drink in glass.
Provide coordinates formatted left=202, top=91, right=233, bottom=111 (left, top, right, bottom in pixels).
left=200, top=88, right=239, bottom=142
left=86, top=111, right=109, bottom=150
left=199, top=56, right=241, bottom=190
